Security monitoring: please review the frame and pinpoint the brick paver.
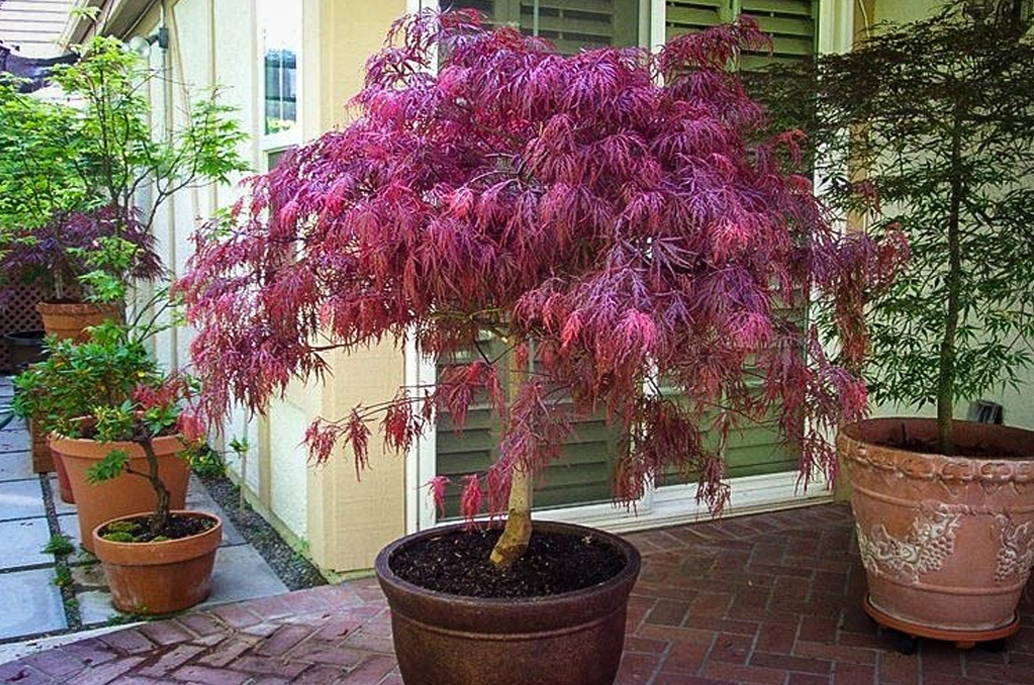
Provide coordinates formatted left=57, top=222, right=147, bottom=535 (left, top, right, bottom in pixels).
left=2, top=502, right=1033, bottom=684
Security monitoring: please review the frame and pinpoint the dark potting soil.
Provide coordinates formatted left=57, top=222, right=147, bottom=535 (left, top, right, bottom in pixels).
left=877, top=437, right=1029, bottom=458
left=389, top=528, right=626, bottom=599
left=99, top=513, right=215, bottom=543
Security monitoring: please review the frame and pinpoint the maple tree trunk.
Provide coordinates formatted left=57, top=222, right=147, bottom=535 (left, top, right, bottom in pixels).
left=142, top=439, right=171, bottom=536
left=490, top=342, right=534, bottom=568
left=490, top=465, right=533, bottom=568
left=936, top=107, right=965, bottom=456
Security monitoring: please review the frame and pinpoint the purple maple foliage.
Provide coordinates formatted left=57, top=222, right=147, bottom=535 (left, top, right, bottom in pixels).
left=0, top=205, right=162, bottom=303
left=179, top=11, right=903, bottom=524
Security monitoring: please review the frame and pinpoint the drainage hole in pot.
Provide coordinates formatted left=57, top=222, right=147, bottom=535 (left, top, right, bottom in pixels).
left=390, top=528, right=626, bottom=598
left=99, top=514, right=215, bottom=543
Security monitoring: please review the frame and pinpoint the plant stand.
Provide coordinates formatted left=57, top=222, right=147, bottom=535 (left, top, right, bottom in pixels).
left=864, top=595, right=1019, bottom=652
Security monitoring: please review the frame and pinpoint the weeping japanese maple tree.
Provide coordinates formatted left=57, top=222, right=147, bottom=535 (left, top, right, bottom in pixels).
left=180, top=11, right=900, bottom=568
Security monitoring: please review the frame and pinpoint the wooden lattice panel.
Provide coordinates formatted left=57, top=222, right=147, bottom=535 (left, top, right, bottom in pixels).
left=0, top=285, right=44, bottom=373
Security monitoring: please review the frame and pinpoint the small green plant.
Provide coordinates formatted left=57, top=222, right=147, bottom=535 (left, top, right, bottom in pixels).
left=63, top=597, right=80, bottom=614
left=42, top=533, right=75, bottom=556
left=53, top=566, right=73, bottom=588
left=189, top=445, right=226, bottom=478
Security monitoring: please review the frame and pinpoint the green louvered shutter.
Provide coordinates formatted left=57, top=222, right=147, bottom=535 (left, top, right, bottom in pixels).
left=445, top=0, right=641, bottom=51
left=436, top=340, right=623, bottom=519
left=666, top=0, right=816, bottom=70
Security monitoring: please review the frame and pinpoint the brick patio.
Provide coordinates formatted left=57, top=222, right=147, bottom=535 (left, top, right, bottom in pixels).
left=2, top=502, right=1032, bottom=684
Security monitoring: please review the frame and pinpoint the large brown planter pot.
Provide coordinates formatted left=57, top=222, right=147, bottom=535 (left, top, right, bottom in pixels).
left=36, top=301, right=122, bottom=342
left=50, top=431, right=190, bottom=554
left=839, top=418, right=1034, bottom=645
left=375, top=520, right=641, bottom=685
left=93, top=510, right=222, bottom=615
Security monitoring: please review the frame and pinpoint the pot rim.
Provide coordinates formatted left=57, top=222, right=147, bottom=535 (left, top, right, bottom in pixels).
left=48, top=416, right=185, bottom=454
left=840, top=416, right=1034, bottom=461
left=375, top=519, right=641, bottom=607
left=36, top=300, right=122, bottom=311
left=91, top=509, right=222, bottom=548
left=4, top=330, right=45, bottom=343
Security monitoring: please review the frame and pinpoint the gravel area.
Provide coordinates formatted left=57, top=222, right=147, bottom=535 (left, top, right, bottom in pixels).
left=198, top=473, right=327, bottom=590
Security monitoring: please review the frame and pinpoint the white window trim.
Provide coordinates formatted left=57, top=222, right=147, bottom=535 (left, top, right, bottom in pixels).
left=404, top=0, right=853, bottom=535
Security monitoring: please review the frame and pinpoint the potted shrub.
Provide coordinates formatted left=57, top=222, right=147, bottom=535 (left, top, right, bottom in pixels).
left=12, top=317, right=194, bottom=552
left=775, top=1, right=1034, bottom=648
left=0, top=36, right=246, bottom=341
left=180, top=12, right=899, bottom=684
left=87, top=371, right=220, bottom=615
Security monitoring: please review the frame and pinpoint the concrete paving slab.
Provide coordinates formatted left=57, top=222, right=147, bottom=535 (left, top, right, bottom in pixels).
left=202, top=545, right=288, bottom=607
left=0, top=429, right=30, bottom=454
left=0, top=518, right=55, bottom=570
left=0, top=451, right=36, bottom=482
left=185, top=480, right=244, bottom=547
left=48, top=477, right=77, bottom=515
left=0, top=568, right=67, bottom=640
left=0, top=479, right=46, bottom=521
left=77, top=590, right=119, bottom=627
left=57, top=513, right=81, bottom=551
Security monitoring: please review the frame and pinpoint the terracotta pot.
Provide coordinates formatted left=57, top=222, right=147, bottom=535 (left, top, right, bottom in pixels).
left=375, top=520, right=641, bottom=685
left=28, top=419, right=53, bottom=473
left=839, top=418, right=1034, bottom=644
left=27, top=419, right=73, bottom=502
left=36, top=301, right=122, bottom=342
left=53, top=450, right=74, bottom=504
left=93, top=510, right=222, bottom=614
left=50, top=431, right=189, bottom=554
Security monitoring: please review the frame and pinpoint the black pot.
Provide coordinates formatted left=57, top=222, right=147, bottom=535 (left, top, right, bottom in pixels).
left=375, top=520, right=641, bottom=685
left=5, top=330, right=46, bottom=370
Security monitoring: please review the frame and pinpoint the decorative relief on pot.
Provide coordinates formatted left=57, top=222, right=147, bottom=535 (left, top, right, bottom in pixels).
left=857, top=505, right=961, bottom=584
left=993, top=515, right=1034, bottom=584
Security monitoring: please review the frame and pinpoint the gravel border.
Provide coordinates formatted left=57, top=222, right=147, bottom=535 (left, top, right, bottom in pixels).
left=197, top=473, right=327, bottom=591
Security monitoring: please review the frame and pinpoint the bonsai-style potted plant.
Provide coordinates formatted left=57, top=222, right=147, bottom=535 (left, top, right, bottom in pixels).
left=12, top=314, right=196, bottom=554
left=0, top=36, right=246, bottom=341
left=179, top=11, right=899, bottom=684
left=779, top=0, right=1034, bottom=649
left=85, top=368, right=220, bottom=615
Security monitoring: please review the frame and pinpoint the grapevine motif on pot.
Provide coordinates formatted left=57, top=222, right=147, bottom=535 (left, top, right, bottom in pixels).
left=993, top=515, right=1034, bottom=584
left=856, top=504, right=961, bottom=584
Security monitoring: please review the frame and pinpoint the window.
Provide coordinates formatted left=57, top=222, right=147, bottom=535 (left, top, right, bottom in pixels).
left=443, top=0, right=643, bottom=51
left=257, top=0, right=300, bottom=142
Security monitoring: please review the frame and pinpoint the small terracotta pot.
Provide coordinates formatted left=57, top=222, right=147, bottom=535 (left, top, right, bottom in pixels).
left=839, top=418, right=1034, bottom=644
left=36, top=301, right=122, bottom=342
left=50, top=431, right=189, bottom=554
left=93, top=510, right=222, bottom=615
left=375, top=520, right=641, bottom=685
